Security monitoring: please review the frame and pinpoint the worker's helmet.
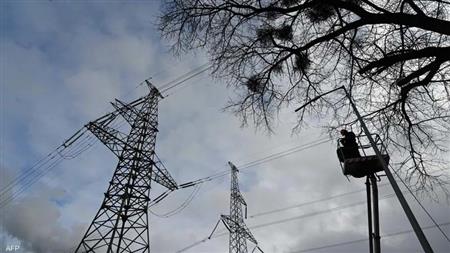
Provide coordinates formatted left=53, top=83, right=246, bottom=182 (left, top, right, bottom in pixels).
left=340, top=129, right=348, bottom=136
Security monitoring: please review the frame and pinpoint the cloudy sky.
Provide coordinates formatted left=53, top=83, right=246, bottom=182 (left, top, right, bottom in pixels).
left=1, top=1, right=449, bottom=253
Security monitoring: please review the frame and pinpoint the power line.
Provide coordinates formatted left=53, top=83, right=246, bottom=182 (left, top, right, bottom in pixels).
left=1, top=129, right=94, bottom=196
left=157, top=63, right=210, bottom=91
left=146, top=137, right=333, bottom=223
left=178, top=181, right=449, bottom=252
left=150, top=138, right=333, bottom=221
left=249, top=183, right=390, bottom=218
left=0, top=135, right=97, bottom=206
left=0, top=155, right=65, bottom=208
left=238, top=138, right=331, bottom=170
left=0, top=84, right=137, bottom=199
left=2, top=118, right=329, bottom=211
left=1, top=151, right=59, bottom=196
left=246, top=192, right=406, bottom=231
left=150, top=184, right=202, bottom=218
left=175, top=190, right=408, bottom=252
left=179, top=138, right=332, bottom=189
left=0, top=118, right=128, bottom=207
left=160, top=65, right=211, bottom=95
left=0, top=138, right=82, bottom=197
left=2, top=63, right=216, bottom=208
left=2, top=64, right=193, bottom=186
left=390, top=164, right=450, bottom=242
left=1, top=64, right=210, bottom=200
left=248, top=167, right=449, bottom=219
left=290, top=222, right=450, bottom=253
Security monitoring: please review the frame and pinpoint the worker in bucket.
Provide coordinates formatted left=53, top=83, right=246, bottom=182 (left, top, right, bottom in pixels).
left=340, top=129, right=360, bottom=158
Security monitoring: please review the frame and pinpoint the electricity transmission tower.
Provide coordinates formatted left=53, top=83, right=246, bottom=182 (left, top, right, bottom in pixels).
left=209, top=162, right=263, bottom=253
left=75, top=81, right=178, bottom=253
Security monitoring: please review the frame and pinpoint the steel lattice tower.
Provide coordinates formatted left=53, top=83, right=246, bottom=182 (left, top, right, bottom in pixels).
left=75, top=82, right=178, bottom=253
left=209, top=162, right=262, bottom=253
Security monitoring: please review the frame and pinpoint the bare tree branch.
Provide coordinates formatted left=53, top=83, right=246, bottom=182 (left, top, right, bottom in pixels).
left=160, top=0, right=450, bottom=193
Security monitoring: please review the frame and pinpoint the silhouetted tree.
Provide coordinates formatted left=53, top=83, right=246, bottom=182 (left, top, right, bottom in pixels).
left=160, top=0, right=450, bottom=192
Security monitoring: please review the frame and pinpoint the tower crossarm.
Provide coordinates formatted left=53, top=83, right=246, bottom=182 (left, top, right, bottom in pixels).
left=111, top=97, right=158, bottom=131
left=86, top=120, right=129, bottom=157
left=149, top=155, right=178, bottom=190
left=220, top=215, right=258, bottom=245
left=87, top=121, right=177, bottom=190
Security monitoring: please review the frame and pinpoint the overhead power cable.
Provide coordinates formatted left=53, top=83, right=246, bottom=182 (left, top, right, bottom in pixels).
left=290, top=222, right=450, bottom=253
left=177, top=181, right=448, bottom=253
left=390, top=164, right=450, bottom=242
left=1, top=152, right=59, bottom=197
left=0, top=139, right=95, bottom=207
left=0, top=65, right=210, bottom=207
left=157, top=63, right=210, bottom=91
left=0, top=65, right=202, bottom=190
left=0, top=118, right=128, bottom=207
left=238, top=138, right=331, bottom=170
left=179, top=138, right=332, bottom=189
left=2, top=63, right=208, bottom=194
left=149, top=184, right=202, bottom=218
left=182, top=181, right=448, bottom=251
left=152, top=138, right=332, bottom=219
left=160, top=65, right=212, bottom=95
left=246, top=191, right=410, bottom=231
left=0, top=74, right=143, bottom=204
left=0, top=127, right=88, bottom=196
left=175, top=190, right=411, bottom=252
left=249, top=183, right=390, bottom=218
left=249, top=167, right=449, bottom=219
left=2, top=119, right=327, bottom=208
left=0, top=154, right=65, bottom=208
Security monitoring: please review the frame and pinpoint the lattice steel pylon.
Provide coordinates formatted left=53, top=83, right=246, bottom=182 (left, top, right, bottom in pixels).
left=75, top=81, right=178, bottom=253
left=209, top=162, right=263, bottom=253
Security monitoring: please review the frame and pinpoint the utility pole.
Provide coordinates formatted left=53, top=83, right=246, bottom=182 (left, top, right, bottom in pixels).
left=295, top=86, right=433, bottom=253
left=366, top=174, right=381, bottom=253
left=365, top=177, right=374, bottom=253
left=342, top=87, right=432, bottom=253
left=209, top=162, right=263, bottom=253
left=75, top=81, right=178, bottom=253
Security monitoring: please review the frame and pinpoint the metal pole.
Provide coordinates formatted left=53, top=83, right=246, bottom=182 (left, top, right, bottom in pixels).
left=370, top=175, right=381, bottom=253
left=342, top=87, right=433, bottom=253
left=366, top=176, right=374, bottom=253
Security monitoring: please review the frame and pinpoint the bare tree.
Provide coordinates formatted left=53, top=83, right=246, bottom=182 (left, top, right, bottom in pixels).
left=159, top=0, right=450, bottom=192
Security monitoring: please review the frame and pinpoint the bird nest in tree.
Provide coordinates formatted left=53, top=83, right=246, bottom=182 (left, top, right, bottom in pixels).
left=257, top=25, right=293, bottom=46
left=294, top=52, right=310, bottom=73
left=274, top=25, right=293, bottom=41
left=245, top=76, right=265, bottom=93
left=306, top=0, right=335, bottom=22
left=272, top=62, right=284, bottom=75
left=256, top=27, right=275, bottom=46
left=265, top=10, right=282, bottom=20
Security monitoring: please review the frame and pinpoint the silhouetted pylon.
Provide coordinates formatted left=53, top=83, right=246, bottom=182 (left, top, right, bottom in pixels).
left=209, top=162, right=263, bottom=253
left=75, top=81, right=178, bottom=253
